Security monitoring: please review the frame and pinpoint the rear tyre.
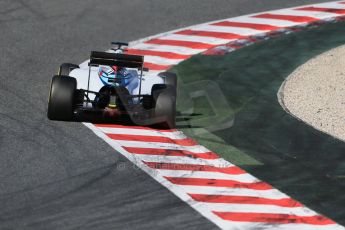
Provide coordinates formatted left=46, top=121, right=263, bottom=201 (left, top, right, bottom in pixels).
left=158, top=72, right=177, bottom=88
left=115, top=86, right=131, bottom=110
left=153, top=85, right=176, bottom=129
left=59, top=63, right=79, bottom=76
left=151, top=84, right=169, bottom=102
left=47, top=75, right=77, bottom=121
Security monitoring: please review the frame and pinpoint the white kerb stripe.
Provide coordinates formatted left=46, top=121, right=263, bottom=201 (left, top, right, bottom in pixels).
left=272, top=9, right=339, bottom=19
left=131, top=43, right=206, bottom=55
left=228, top=16, right=297, bottom=27
left=159, top=33, right=233, bottom=45
left=205, top=203, right=318, bottom=216
left=136, top=154, right=233, bottom=167
left=181, top=185, right=289, bottom=199
left=195, top=24, right=267, bottom=35
left=157, top=170, right=259, bottom=183
left=113, top=140, right=211, bottom=153
left=314, top=2, right=345, bottom=10
left=144, top=55, right=184, bottom=65
left=97, top=127, right=187, bottom=139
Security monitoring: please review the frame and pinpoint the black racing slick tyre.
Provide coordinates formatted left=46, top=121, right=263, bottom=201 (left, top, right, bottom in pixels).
left=154, top=85, right=176, bottom=129
left=151, top=84, right=169, bottom=102
left=158, top=72, right=177, bottom=88
left=47, top=75, right=77, bottom=121
left=58, top=63, right=79, bottom=76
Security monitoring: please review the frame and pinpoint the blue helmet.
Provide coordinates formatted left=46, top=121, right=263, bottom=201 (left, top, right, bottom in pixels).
left=98, top=66, right=128, bottom=87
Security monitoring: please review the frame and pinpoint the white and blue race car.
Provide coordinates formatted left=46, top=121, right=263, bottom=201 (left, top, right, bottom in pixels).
left=47, top=42, right=177, bottom=128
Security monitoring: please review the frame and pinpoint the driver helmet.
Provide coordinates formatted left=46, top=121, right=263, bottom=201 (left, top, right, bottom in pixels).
left=98, top=49, right=128, bottom=86
left=98, top=65, right=128, bottom=86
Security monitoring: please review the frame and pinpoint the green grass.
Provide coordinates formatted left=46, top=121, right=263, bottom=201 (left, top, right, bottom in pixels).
left=171, top=20, right=345, bottom=224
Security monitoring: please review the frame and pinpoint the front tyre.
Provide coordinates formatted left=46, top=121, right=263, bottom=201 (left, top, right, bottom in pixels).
left=47, top=75, right=77, bottom=121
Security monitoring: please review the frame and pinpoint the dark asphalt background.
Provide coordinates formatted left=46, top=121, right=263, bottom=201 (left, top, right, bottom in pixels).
left=0, top=0, right=335, bottom=229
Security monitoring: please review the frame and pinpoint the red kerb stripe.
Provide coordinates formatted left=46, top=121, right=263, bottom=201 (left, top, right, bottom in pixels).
left=165, top=177, right=272, bottom=190
left=253, top=13, right=317, bottom=23
left=144, top=62, right=171, bottom=70
left=296, top=6, right=345, bottom=14
left=175, top=29, right=244, bottom=39
left=214, top=212, right=335, bottom=225
left=94, top=124, right=176, bottom=132
left=123, top=147, right=220, bottom=159
left=212, top=21, right=280, bottom=31
left=107, top=133, right=198, bottom=146
left=189, top=194, right=303, bottom=207
left=145, top=38, right=214, bottom=49
left=144, top=162, right=246, bottom=175
left=126, top=49, right=191, bottom=59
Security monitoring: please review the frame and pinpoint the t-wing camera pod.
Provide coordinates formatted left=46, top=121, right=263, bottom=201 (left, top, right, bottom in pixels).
left=111, top=41, right=129, bottom=53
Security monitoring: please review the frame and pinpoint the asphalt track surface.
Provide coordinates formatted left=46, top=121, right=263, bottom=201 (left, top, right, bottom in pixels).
left=0, top=0, right=336, bottom=229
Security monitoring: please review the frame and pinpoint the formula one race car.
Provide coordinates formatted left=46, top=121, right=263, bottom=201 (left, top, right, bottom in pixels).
left=47, top=42, right=177, bottom=128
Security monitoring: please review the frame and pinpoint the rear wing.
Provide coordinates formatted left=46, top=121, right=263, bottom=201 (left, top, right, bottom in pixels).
left=85, top=50, right=148, bottom=99
left=89, top=51, right=144, bottom=69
